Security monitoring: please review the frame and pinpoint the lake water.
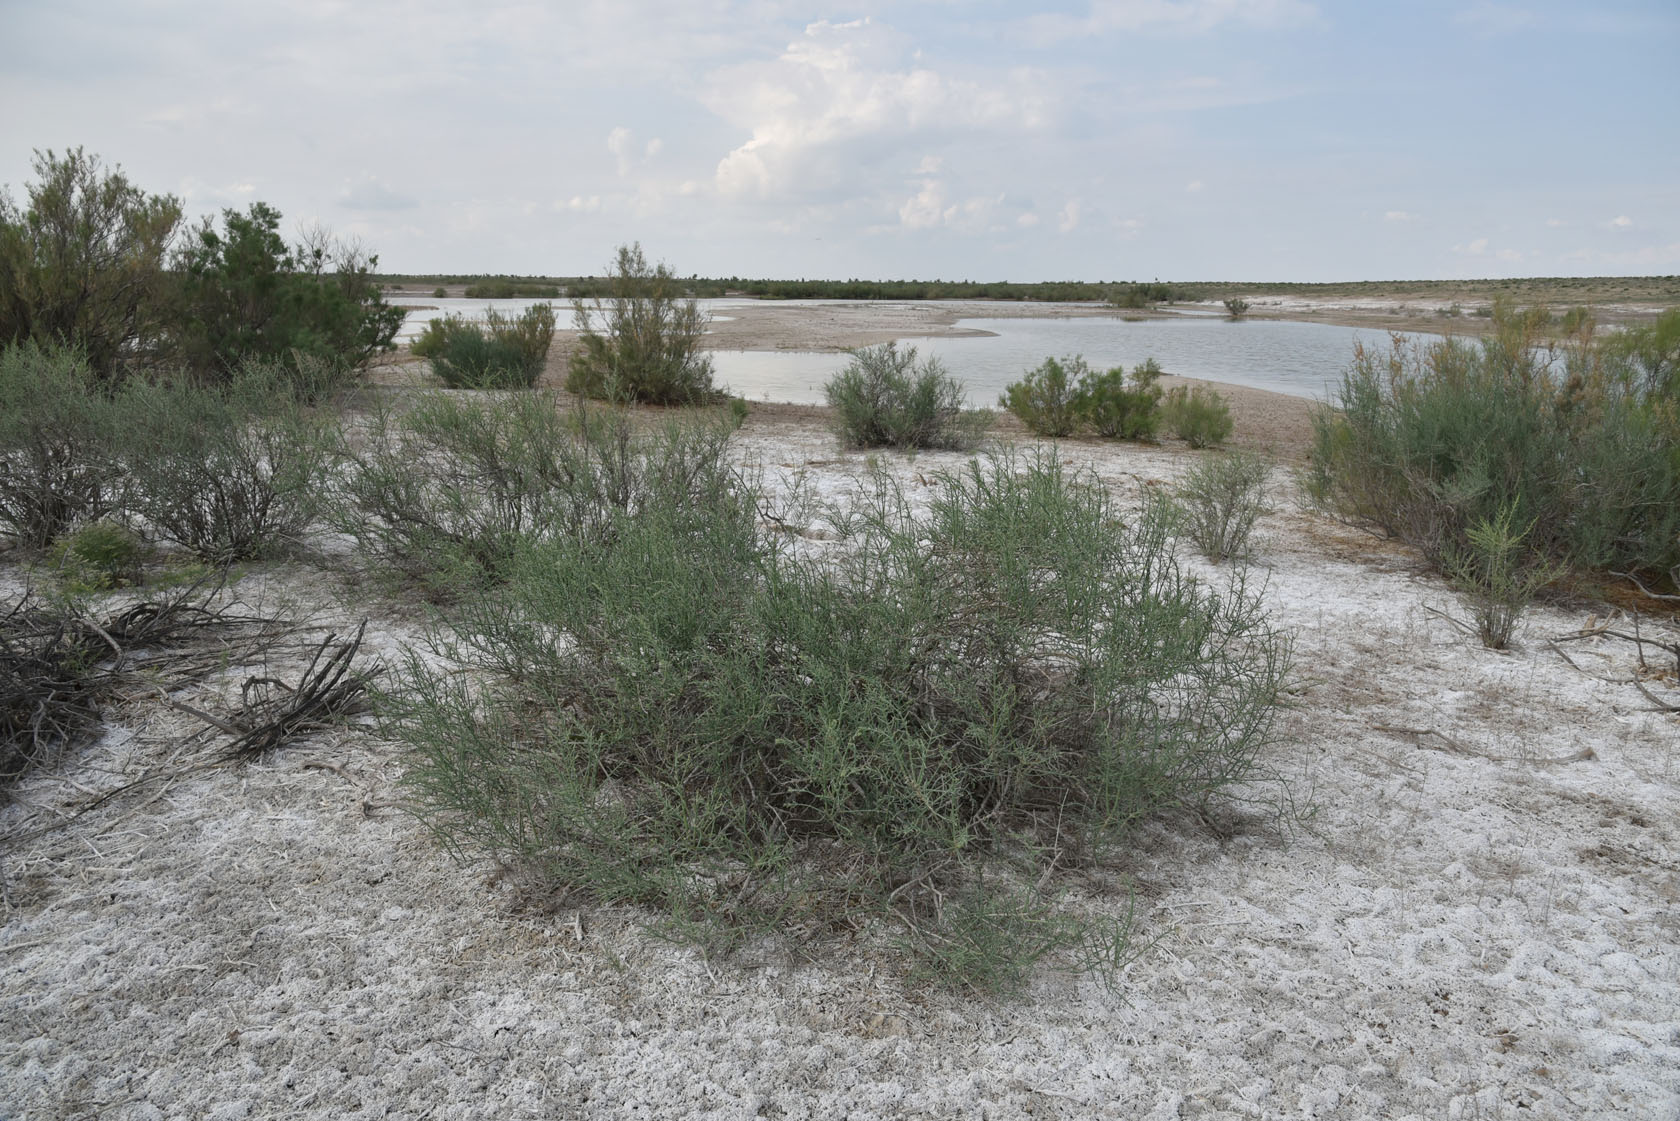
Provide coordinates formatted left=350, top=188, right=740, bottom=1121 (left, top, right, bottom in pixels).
left=709, top=314, right=1444, bottom=405
left=388, top=297, right=1438, bottom=405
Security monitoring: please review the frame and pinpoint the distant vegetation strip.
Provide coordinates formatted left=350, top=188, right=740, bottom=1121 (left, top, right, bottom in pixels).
left=385, top=274, right=1680, bottom=307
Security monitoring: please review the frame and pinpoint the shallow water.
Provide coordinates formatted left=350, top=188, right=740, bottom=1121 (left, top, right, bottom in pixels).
left=390, top=298, right=1439, bottom=404
left=713, top=314, right=1441, bottom=405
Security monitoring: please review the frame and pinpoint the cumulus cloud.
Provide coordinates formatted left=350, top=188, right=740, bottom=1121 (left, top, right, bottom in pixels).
left=1384, top=210, right=1419, bottom=222
left=1186, top=180, right=1205, bottom=193
left=895, top=179, right=1015, bottom=232
left=1610, top=215, right=1632, bottom=229
left=555, top=196, right=602, bottom=213
left=705, top=18, right=1048, bottom=201
left=1059, top=199, right=1083, bottom=233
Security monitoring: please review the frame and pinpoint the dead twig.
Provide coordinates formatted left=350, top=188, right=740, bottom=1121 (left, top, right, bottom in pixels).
left=1611, top=570, right=1680, bottom=603
left=222, top=622, right=377, bottom=760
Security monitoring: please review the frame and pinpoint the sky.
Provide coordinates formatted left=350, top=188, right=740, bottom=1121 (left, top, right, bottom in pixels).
left=2, top=0, right=1676, bottom=282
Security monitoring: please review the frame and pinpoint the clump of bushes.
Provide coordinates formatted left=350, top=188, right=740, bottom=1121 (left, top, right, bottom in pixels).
left=1000, top=355, right=1083, bottom=436
left=121, top=361, right=338, bottom=562
left=393, top=449, right=1290, bottom=990
left=0, top=343, right=126, bottom=548
left=169, top=201, right=404, bottom=384
left=567, top=243, right=719, bottom=405
left=824, top=342, right=991, bottom=450
left=336, top=391, right=738, bottom=589
left=1305, top=308, right=1680, bottom=590
left=462, top=279, right=561, bottom=299
left=1002, top=355, right=1169, bottom=441
left=1162, top=385, right=1234, bottom=448
left=1174, top=450, right=1271, bottom=563
left=2, top=150, right=402, bottom=386
left=1078, top=358, right=1164, bottom=439
left=412, top=304, right=556, bottom=389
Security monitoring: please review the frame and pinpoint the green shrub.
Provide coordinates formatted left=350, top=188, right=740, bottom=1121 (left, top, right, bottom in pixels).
left=463, top=279, right=561, bottom=299
left=336, top=391, right=738, bottom=589
left=50, top=520, right=148, bottom=589
left=416, top=304, right=555, bottom=389
left=1223, top=298, right=1251, bottom=319
left=1444, top=504, right=1557, bottom=650
left=1306, top=324, right=1680, bottom=582
left=168, top=201, right=404, bottom=383
left=1174, top=450, right=1271, bottom=563
left=0, top=342, right=124, bottom=547
left=1162, top=385, right=1234, bottom=448
left=122, top=362, right=336, bottom=562
left=393, top=450, right=1290, bottom=990
left=432, top=286, right=447, bottom=299
left=567, top=243, right=718, bottom=405
left=0, top=148, right=182, bottom=381
left=824, top=342, right=991, bottom=450
left=1075, top=358, right=1164, bottom=439
left=1001, top=355, right=1084, bottom=436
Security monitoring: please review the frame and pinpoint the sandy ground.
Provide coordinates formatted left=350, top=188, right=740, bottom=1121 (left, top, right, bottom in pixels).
left=3, top=336, right=1679, bottom=1118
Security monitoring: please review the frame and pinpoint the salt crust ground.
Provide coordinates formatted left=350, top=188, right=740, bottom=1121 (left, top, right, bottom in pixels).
left=2, top=414, right=1677, bottom=1121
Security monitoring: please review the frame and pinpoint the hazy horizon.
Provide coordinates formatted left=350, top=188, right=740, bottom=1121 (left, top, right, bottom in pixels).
left=4, top=0, right=1676, bottom=284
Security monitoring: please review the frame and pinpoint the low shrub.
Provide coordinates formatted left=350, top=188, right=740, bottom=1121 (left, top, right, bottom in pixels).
left=1174, top=450, right=1271, bottom=562
left=393, top=450, right=1290, bottom=990
left=1001, top=355, right=1083, bottom=436
left=567, top=244, right=719, bottom=405
left=50, top=520, right=148, bottom=590
left=1162, top=385, right=1234, bottom=448
left=1305, top=322, right=1680, bottom=583
left=1075, top=358, right=1164, bottom=439
left=415, top=303, right=555, bottom=389
left=1223, top=298, right=1251, bottom=319
left=432, top=286, right=447, bottom=298
left=122, top=362, right=337, bottom=562
left=824, top=342, right=991, bottom=450
left=336, top=391, right=738, bottom=590
left=1444, top=504, right=1557, bottom=650
left=0, top=342, right=124, bottom=548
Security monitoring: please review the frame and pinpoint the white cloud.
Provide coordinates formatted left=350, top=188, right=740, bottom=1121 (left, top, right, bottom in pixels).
left=555, top=196, right=602, bottom=213
left=1610, top=215, right=1632, bottom=229
left=1546, top=217, right=1564, bottom=228
left=1017, top=212, right=1041, bottom=228
left=608, top=127, right=634, bottom=176
left=1454, top=236, right=1524, bottom=263
left=899, top=179, right=951, bottom=230
left=1186, top=179, right=1205, bottom=193
left=896, top=179, right=1012, bottom=232
left=705, top=18, right=1048, bottom=200
left=1059, top=199, right=1083, bottom=233
left=645, top=138, right=663, bottom=160
left=1383, top=210, right=1418, bottom=222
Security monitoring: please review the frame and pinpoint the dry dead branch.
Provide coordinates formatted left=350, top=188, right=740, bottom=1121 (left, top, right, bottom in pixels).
left=221, top=622, right=377, bottom=760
